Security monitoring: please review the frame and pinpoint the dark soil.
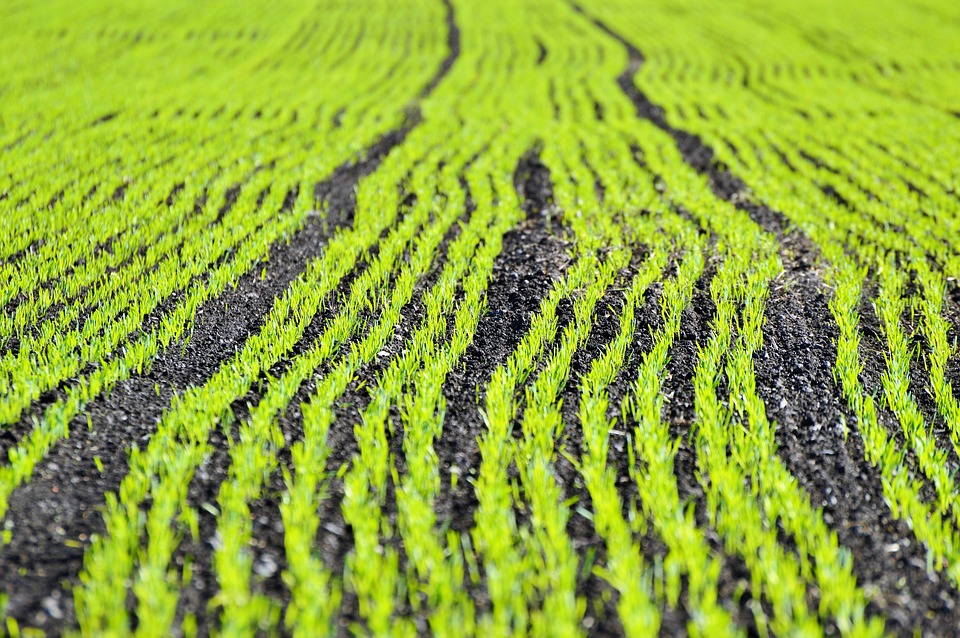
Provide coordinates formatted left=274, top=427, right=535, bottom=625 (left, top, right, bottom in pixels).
left=758, top=256, right=960, bottom=637
left=0, top=22, right=461, bottom=631
left=167, top=115, right=452, bottom=638
left=180, top=148, right=572, bottom=634
left=0, top=204, right=331, bottom=633
left=0, top=2, right=464, bottom=632
left=572, top=5, right=960, bottom=634
left=6, top=2, right=960, bottom=636
left=555, top=261, right=650, bottom=638
left=678, top=275, right=786, bottom=637
left=432, top=151, right=573, bottom=613
left=209, top=161, right=474, bottom=637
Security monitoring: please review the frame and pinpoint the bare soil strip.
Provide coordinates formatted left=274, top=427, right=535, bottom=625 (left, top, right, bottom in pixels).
left=555, top=256, right=659, bottom=636
left=0, top=208, right=331, bottom=632
left=659, top=267, right=765, bottom=635
left=433, top=151, right=573, bottom=616
left=567, top=4, right=960, bottom=633
left=759, top=260, right=960, bottom=636
left=0, top=6, right=463, bottom=628
left=168, top=133, right=434, bottom=638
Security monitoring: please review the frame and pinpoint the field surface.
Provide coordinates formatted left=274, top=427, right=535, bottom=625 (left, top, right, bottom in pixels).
left=2, top=0, right=960, bottom=635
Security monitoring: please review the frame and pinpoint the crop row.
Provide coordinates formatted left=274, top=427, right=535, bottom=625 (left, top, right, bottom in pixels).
left=585, top=0, right=960, bottom=620
left=4, top=0, right=960, bottom=635
left=0, top=0, right=450, bottom=518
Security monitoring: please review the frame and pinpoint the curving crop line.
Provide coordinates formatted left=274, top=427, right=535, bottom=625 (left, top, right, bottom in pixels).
left=3, top=0, right=960, bottom=635
left=0, top=1, right=460, bottom=632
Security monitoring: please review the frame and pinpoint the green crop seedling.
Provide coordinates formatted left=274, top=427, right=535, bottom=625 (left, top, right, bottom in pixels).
left=1, top=0, right=959, bottom=635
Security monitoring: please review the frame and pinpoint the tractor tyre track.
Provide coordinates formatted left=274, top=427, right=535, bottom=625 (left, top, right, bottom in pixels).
left=571, top=3, right=960, bottom=632
left=0, top=4, right=463, bottom=627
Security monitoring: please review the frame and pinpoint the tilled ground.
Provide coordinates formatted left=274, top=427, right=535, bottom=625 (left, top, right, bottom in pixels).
left=5, top=143, right=959, bottom=636
left=3, top=1, right=960, bottom=636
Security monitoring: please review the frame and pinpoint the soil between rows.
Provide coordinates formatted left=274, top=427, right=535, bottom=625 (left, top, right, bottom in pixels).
left=0, top=188, right=358, bottom=634
left=4, top=171, right=960, bottom=636
left=5, top=8, right=960, bottom=638
left=0, top=85, right=446, bottom=638
left=577, top=5, right=960, bottom=633
left=0, top=4, right=463, bottom=632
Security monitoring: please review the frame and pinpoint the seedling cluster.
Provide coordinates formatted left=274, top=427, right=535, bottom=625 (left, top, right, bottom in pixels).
left=2, top=0, right=959, bottom=635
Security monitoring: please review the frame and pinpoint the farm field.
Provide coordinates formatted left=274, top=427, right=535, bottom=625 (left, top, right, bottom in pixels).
left=2, top=0, right=960, bottom=635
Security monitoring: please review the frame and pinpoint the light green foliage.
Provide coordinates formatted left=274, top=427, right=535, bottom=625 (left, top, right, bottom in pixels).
left=2, top=0, right=960, bottom=635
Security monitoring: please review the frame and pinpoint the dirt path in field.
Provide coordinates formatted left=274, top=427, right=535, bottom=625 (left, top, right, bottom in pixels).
left=429, top=151, right=574, bottom=622
left=572, top=4, right=960, bottom=634
left=0, top=148, right=382, bottom=633
left=6, top=1, right=959, bottom=635
left=0, top=3, right=462, bottom=632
